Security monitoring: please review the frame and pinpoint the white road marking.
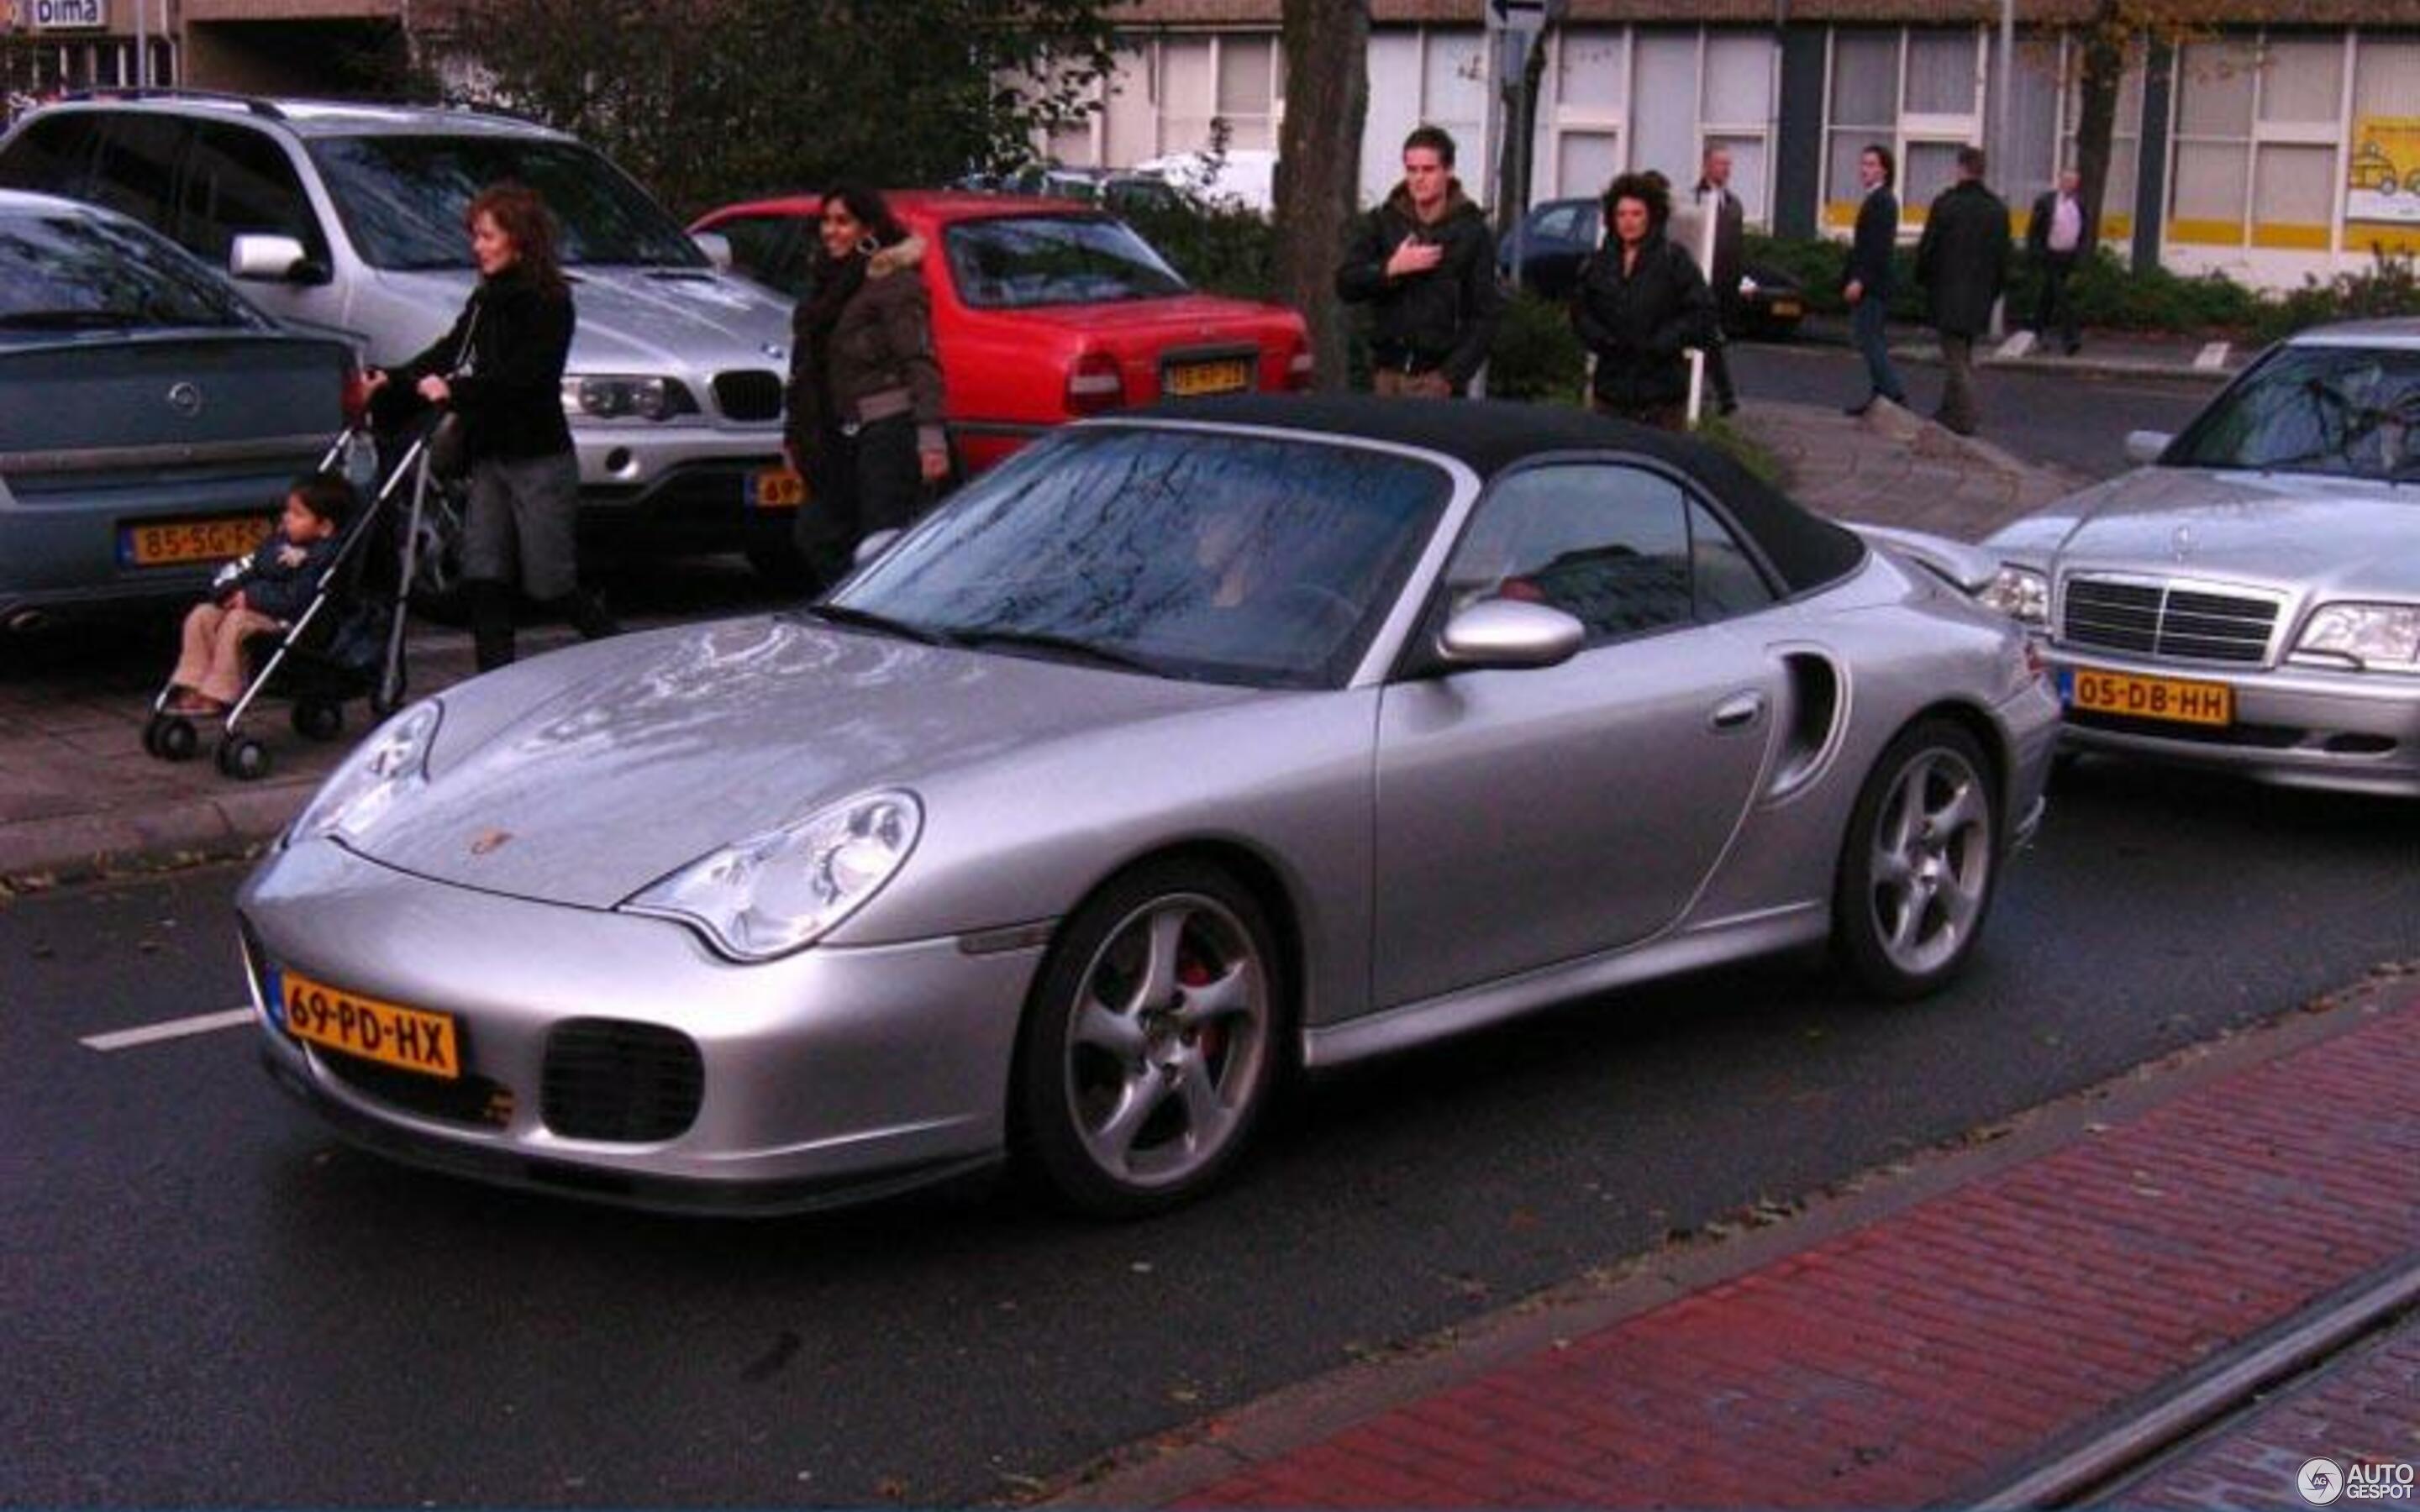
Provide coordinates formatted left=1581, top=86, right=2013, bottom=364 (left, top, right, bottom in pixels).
left=82, top=1006, right=255, bottom=1052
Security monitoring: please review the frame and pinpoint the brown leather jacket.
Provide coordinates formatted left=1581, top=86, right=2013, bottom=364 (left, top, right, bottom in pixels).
left=783, top=235, right=946, bottom=457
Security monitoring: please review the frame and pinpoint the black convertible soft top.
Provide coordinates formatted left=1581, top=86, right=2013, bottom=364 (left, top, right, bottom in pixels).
left=1134, top=394, right=1868, bottom=596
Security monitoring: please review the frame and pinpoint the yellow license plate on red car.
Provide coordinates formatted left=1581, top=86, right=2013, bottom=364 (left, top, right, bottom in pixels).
left=276, top=968, right=460, bottom=1080
left=121, top=514, right=273, bottom=568
left=2068, top=666, right=2233, bottom=727
left=1165, top=358, right=1251, bottom=397
left=751, top=468, right=808, bottom=510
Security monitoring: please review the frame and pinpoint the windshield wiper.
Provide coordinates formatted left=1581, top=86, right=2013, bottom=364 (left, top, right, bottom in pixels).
left=802, top=603, right=950, bottom=645
left=943, top=625, right=1164, bottom=675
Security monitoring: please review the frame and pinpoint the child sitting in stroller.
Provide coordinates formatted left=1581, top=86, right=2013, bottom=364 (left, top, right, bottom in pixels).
left=163, top=471, right=356, bottom=717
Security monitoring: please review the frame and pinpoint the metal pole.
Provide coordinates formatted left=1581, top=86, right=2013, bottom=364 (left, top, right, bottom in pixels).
left=1991, top=0, right=2014, bottom=339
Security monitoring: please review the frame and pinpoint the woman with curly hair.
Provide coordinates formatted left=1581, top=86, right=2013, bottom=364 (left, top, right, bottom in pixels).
left=1571, top=170, right=1715, bottom=431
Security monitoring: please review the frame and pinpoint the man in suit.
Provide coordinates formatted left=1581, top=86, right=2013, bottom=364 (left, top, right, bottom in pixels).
left=2026, top=167, right=2093, bottom=355
left=1842, top=143, right=1907, bottom=416
left=1693, top=144, right=1746, bottom=416
left=1916, top=144, right=2012, bottom=437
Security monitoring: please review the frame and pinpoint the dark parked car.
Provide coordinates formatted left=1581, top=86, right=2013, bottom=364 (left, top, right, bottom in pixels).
left=0, top=188, right=355, bottom=629
left=1501, top=197, right=1807, bottom=339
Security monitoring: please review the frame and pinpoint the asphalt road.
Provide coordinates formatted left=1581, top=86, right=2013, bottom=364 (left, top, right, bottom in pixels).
left=5, top=754, right=2417, bottom=1507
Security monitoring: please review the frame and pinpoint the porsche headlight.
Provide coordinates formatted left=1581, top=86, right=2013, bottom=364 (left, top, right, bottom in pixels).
left=1978, top=564, right=2050, bottom=627
left=287, top=699, right=442, bottom=847
left=2295, top=602, right=2420, bottom=669
left=560, top=375, right=699, bottom=422
left=622, top=790, right=922, bottom=961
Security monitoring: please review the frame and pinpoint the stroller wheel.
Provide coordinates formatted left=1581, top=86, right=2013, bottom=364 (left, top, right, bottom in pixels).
left=292, top=701, right=345, bottom=742
left=217, top=734, right=273, bottom=782
left=141, top=713, right=167, bottom=759
left=156, top=717, right=201, bottom=763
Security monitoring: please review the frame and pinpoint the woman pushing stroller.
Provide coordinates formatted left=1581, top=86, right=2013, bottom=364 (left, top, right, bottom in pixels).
left=365, top=181, right=616, bottom=670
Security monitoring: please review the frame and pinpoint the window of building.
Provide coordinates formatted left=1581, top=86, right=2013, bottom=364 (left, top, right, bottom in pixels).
left=1362, top=28, right=1487, bottom=205
left=1823, top=27, right=1988, bottom=230
left=1543, top=26, right=1773, bottom=220
left=2170, top=34, right=2345, bottom=249
left=1549, top=27, right=1625, bottom=207
left=1057, top=33, right=1285, bottom=169
left=2348, top=35, right=2420, bottom=255
left=2060, top=44, right=2145, bottom=244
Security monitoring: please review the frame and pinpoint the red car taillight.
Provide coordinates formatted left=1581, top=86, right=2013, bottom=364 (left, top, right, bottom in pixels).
left=1285, top=343, right=1316, bottom=392
left=1065, top=351, right=1125, bottom=416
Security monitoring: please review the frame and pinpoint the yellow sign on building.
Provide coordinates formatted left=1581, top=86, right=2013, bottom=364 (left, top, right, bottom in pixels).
left=2348, top=116, right=2420, bottom=229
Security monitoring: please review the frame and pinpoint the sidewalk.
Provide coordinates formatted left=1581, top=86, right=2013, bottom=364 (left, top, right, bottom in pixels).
left=1796, top=313, right=2250, bottom=388
left=1043, top=979, right=2420, bottom=1509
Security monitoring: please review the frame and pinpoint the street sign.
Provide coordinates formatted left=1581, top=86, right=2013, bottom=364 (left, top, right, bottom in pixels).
left=29, top=0, right=104, bottom=29
left=1486, top=0, right=1555, bottom=34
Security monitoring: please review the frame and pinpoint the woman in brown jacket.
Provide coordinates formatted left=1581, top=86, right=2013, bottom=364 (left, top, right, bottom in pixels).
left=781, top=184, right=949, bottom=590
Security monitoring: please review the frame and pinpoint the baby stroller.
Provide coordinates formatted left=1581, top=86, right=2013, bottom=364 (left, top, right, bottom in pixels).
left=140, top=423, right=435, bottom=780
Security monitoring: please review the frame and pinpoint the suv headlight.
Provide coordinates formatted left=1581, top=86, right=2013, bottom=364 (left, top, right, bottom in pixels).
left=2295, top=602, right=2420, bottom=669
left=621, top=790, right=922, bottom=961
left=561, top=375, right=700, bottom=421
left=1978, top=565, right=2050, bottom=627
left=288, top=699, right=442, bottom=847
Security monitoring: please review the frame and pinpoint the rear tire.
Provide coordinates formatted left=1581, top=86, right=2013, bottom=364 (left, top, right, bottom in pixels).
left=1832, top=719, right=2001, bottom=1001
left=1013, top=861, right=1286, bottom=1217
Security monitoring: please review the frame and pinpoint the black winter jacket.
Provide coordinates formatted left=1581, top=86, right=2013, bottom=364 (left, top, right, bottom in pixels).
left=1571, top=234, right=1715, bottom=413
left=390, top=265, right=576, bottom=463
left=223, top=528, right=339, bottom=623
left=1917, top=179, right=2012, bottom=338
left=1844, top=186, right=1900, bottom=299
left=1335, top=183, right=1504, bottom=386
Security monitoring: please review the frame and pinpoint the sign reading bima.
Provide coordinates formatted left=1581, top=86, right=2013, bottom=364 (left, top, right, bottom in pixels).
left=31, top=0, right=107, bottom=29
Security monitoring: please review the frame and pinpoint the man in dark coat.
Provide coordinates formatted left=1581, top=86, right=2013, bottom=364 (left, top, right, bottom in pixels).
left=2026, top=167, right=2093, bottom=355
left=1842, top=143, right=1907, bottom=416
left=1337, top=124, right=1504, bottom=397
left=1915, top=144, right=2012, bottom=437
left=1692, top=144, right=1746, bottom=415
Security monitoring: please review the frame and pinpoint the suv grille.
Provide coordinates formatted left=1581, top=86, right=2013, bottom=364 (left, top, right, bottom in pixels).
left=2061, top=577, right=2277, bottom=665
left=713, top=370, right=784, bottom=422
left=541, top=1020, right=704, bottom=1143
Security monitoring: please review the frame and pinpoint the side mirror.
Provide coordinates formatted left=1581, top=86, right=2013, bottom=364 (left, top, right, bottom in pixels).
left=1434, top=598, right=1586, bottom=672
left=691, top=231, right=734, bottom=273
left=2123, top=429, right=2173, bottom=466
left=854, top=528, right=902, bottom=568
left=229, top=234, right=324, bottom=284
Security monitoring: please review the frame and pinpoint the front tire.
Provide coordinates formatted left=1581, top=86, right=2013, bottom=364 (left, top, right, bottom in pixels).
left=1833, top=719, right=2000, bottom=1000
left=1014, top=862, right=1285, bottom=1216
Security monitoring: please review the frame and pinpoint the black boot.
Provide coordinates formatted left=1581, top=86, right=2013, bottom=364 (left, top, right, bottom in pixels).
left=468, top=580, right=516, bottom=672
left=547, top=587, right=620, bottom=642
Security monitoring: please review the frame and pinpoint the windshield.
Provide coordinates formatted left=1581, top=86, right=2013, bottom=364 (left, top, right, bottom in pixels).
left=0, top=208, right=268, bottom=332
left=2169, top=344, right=2420, bottom=482
left=306, top=134, right=706, bottom=271
left=944, top=215, right=1189, bottom=308
left=830, top=427, right=1452, bottom=688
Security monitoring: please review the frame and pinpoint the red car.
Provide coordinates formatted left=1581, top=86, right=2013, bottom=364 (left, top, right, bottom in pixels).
left=689, top=191, right=1313, bottom=480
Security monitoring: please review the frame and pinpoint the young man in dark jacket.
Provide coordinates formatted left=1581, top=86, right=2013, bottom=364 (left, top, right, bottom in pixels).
left=1337, top=125, right=1504, bottom=397
left=1917, top=144, right=2012, bottom=437
left=1842, top=143, right=1907, bottom=416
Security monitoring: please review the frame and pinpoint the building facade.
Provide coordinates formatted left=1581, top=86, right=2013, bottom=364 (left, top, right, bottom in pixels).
left=1060, top=0, right=2420, bottom=289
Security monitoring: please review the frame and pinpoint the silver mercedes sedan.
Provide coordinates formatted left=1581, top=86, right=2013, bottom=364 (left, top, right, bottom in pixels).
left=1981, top=319, right=2420, bottom=796
left=239, top=396, right=2058, bottom=1216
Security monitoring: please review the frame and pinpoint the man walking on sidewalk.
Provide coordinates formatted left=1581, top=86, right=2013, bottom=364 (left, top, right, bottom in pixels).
left=1337, top=124, right=1503, bottom=398
left=1694, top=144, right=1745, bottom=416
left=2026, top=167, right=2092, bottom=355
left=1917, top=144, right=2011, bottom=437
left=1841, top=144, right=1907, bottom=416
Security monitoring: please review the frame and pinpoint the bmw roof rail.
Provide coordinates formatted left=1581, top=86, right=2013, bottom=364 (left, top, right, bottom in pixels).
left=59, top=87, right=287, bottom=119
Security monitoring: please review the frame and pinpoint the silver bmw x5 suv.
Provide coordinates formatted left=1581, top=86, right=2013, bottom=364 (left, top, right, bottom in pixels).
left=0, top=92, right=801, bottom=578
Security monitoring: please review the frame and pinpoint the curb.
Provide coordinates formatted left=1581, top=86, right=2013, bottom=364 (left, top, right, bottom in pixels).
left=1, top=785, right=305, bottom=890
left=1781, top=323, right=2238, bottom=386
left=1032, top=971, right=2420, bottom=1508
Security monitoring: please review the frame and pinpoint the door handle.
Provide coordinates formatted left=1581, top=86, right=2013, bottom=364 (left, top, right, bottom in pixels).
left=1709, top=691, right=1765, bottom=731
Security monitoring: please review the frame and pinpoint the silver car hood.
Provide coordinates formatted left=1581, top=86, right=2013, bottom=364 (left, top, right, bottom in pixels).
left=373, top=265, right=790, bottom=371
left=355, top=617, right=1249, bottom=906
left=2020, top=467, right=2420, bottom=595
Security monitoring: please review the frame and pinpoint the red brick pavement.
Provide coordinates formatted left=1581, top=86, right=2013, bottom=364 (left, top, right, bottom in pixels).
left=1160, top=996, right=2420, bottom=1509
left=2110, top=1315, right=2420, bottom=1510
